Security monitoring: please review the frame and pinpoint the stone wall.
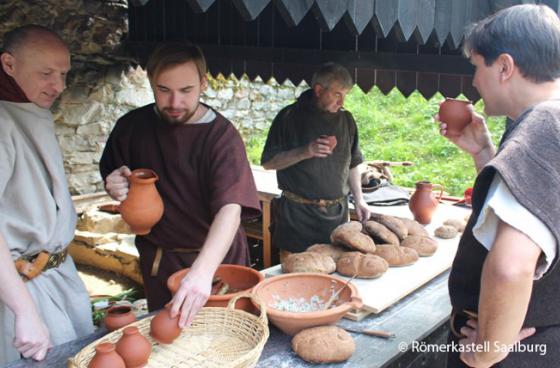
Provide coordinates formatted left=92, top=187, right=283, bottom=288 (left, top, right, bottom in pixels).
left=0, top=0, right=304, bottom=194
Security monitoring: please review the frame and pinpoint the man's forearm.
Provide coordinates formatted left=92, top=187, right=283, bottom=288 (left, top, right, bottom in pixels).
left=189, top=204, right=242, bottom=275
left=474, top=222, right=539, bottom=365
left=0, top=233, right=38, bottom=317
left=347, top=166, right=363, bottom=202
left=473, top=145, right=496, bottom=173
left=262, top=146, right=309, bottom=170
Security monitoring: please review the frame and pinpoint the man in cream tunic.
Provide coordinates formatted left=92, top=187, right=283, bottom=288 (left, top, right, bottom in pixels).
left=0, top=25, right=93, bottom=364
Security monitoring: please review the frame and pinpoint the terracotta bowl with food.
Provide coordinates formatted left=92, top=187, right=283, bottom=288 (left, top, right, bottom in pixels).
left=167, top=264, right=264, bottom=313
left=251, top=272, right=362, bottom=335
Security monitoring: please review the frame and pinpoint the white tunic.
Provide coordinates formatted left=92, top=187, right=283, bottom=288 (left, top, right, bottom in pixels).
left=0, top=101, right=93, bottom=364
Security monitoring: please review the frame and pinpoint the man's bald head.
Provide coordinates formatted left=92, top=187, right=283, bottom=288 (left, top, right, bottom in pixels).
left=1, top=25, right=70, bottom=109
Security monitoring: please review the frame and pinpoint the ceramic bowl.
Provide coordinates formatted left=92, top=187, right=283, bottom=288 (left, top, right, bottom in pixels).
left=167, top=264, right=264, bottom=312
left=251, top=272, right=362, bottom=335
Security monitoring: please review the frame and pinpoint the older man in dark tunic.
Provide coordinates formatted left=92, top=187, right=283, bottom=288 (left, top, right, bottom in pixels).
left=261, top=63, right=370, bottom=258
left=100, top=43, right=260, bottom=327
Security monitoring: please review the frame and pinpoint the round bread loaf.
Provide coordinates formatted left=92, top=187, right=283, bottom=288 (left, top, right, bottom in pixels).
left=281, top=251, right=336, bottom=274
left=363, top=221, right=399, bottom=245
left=370, top=213, right=408, bottom=240
left=331, top=222, right=376, bottom=254
left=306, top=243, right=347, bottom=262
left=401, top=236, right=439, bottom=256
left=398, top=217, right=429, bottom=237
left=374, top=243, right=419, bottom=266
left=336, top=252, right=388, bottom=278
left=443, top=218, right=467, bottom=233
left=434, top=225, right=459, bottom=239
left=292, top=326, right=355, bottom=363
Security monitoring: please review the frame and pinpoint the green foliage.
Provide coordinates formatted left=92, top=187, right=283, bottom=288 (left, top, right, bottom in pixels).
left=243, top=87, right=506, bottom=196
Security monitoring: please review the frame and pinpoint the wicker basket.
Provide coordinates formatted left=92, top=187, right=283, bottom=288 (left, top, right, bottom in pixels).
left=69, top=294, right=269, bottom=368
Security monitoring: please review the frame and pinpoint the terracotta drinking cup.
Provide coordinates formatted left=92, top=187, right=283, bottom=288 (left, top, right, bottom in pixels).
left=438, top=98, right=474, bottom=136
left=320, top=135, right=337, bottom=151
left=103, top=305, right=137, bottom=332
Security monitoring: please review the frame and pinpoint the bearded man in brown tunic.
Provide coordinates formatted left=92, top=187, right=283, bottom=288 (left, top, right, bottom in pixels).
left=100, top=43, right=260, bottom=328
left=261, top=63, right=370, bottom=260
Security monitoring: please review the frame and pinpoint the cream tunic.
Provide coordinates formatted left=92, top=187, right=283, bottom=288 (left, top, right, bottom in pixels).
left=0, top=101, right=93, bottom=364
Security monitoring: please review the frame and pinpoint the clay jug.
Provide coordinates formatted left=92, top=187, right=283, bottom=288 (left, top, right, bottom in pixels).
left=150, top=304, right=181, bottom=344
left=119, top=169, right=164, bottom=235
left=320, top=135, right=337, bottom=150
left=438, top=98, right=474, bottom=136
left=409, top=181, right=444, bottom=224
left=88, top=342, right=125, bottom=368
left=116, top=326, right=152, bottom=368
left=104, top=305, right=137, bottom=332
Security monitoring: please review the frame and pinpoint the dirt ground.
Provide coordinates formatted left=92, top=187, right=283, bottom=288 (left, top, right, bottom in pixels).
left=77, top=263, right=143, bottom=298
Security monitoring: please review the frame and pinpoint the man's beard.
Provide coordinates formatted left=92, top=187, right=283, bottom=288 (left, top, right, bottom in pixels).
left=159, top=103, right=199, bottom=125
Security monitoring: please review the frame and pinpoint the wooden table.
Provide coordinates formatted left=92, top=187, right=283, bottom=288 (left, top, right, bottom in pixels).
left=5, top=271, right=452, bottom=368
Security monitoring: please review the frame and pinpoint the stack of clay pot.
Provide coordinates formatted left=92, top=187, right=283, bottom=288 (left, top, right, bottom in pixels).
left=282, top=213, right=440, bottom=280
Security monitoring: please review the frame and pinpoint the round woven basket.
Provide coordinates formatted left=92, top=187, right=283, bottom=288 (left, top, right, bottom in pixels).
left=69, top=294, right=269, bottom=368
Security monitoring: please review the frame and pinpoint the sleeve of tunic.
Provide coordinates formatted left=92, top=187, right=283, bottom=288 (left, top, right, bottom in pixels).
left=347, top=111, right=364, bottom=168
left=208, top=123, right=261, bottom=220
left=0, top=135, right=15, bottom=198
left=260, top=107, right=290, bottom=165
left=99, top=118, right=129, bottom=181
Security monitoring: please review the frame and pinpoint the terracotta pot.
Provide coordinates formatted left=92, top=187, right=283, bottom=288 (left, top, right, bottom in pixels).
left=409, top=181, right=444, bottom=224
left=438, top=98, right=474, bottom=136
left=119, top=169, right=164, bottom=235
left=150, top=304, right=181, bottom=344
left=88, top=342, right=125, bottom=368
left=167, top=264, right=264, bottom=313
left=320, top=135, right=337, bottom=150
left=104, top=305, right=137, bottom=332
left=251, top=272, right=362, bottom=336
left=116, top=326, right=152, bottom=368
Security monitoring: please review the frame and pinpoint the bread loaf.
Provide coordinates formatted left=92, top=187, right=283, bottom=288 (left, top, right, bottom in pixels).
left=292, top=326, right=355, bottom=363
left=306, top=243, right=347, bottom=262
left=434, top=225, right=459, bottom=239
left=370, top=213, right=408, bottom=240
left=374, top=243, right=419, bottom=266
left=363, top=221, right=399, bottom=245
left=401, top=236, right=438, bottom=256
left=281, top=251, right=336, bottom=274
left=398, top=217, right=429, bottom=237
left=336, top=252, right=388, bottom=278
left=443, top=218, right=467, bottom=233
left=331, top=222, right=376, bottom=254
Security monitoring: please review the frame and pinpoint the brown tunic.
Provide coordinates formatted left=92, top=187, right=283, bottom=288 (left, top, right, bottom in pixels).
left=100, top=104, right=261, bottom=310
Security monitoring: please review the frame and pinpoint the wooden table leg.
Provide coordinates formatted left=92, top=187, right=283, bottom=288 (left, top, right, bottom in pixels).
left=262, top=200, right=272, bottom=269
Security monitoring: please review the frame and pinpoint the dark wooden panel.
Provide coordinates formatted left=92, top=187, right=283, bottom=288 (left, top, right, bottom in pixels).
left=245, top=60, right=272, bottom=82
left=356, top=67, right=377, bottom=93
left=232, top=0, right=271, bottom=21
left=345, top=0, right=375, bottom=35
left=129, top=0, right=150, bottom=6
left=373, top=0, right=399, bottom=37
left=416, top=0, right=436, bottom=44
left=313, top=0, right=349, bottom=31
left=275, top=0, right=314, bottom=27
left=448, top=0, right=468, bottom=48
left=186, top=0, right=216, bottom=13
left=376, top=69, right=397, bottom=94
left=439, top=74, right=462, bottom=98
left=461, top=75, right=480, bottom=102
left=396, top=70, right=417, bottom=97
left=433, top=0, right=452, bottom=46
left=417, top=72, right=440, bottom=100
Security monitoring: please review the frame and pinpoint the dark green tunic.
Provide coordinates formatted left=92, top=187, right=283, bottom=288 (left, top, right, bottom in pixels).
left=261, top=89, right=363, bottom=252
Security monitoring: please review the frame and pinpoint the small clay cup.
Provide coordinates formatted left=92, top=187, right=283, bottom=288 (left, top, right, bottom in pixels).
left=320, top=135, right=337, bottom=151
left=88, top=342, right=125, bottom=368
left=150, top=304, right=181, bottom=344
left=438, top=98, right=474, bottom=136
left=116, top=326, right=152, bottom=368
left=104, top=305, right=137, bottom=332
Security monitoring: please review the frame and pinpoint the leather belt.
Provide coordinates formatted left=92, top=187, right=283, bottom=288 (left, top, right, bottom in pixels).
left=15, top=249, right=68, bottom=281
left=150, top=246, right=200, bottom=277
left=282, top=190, right=345, bottom=208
